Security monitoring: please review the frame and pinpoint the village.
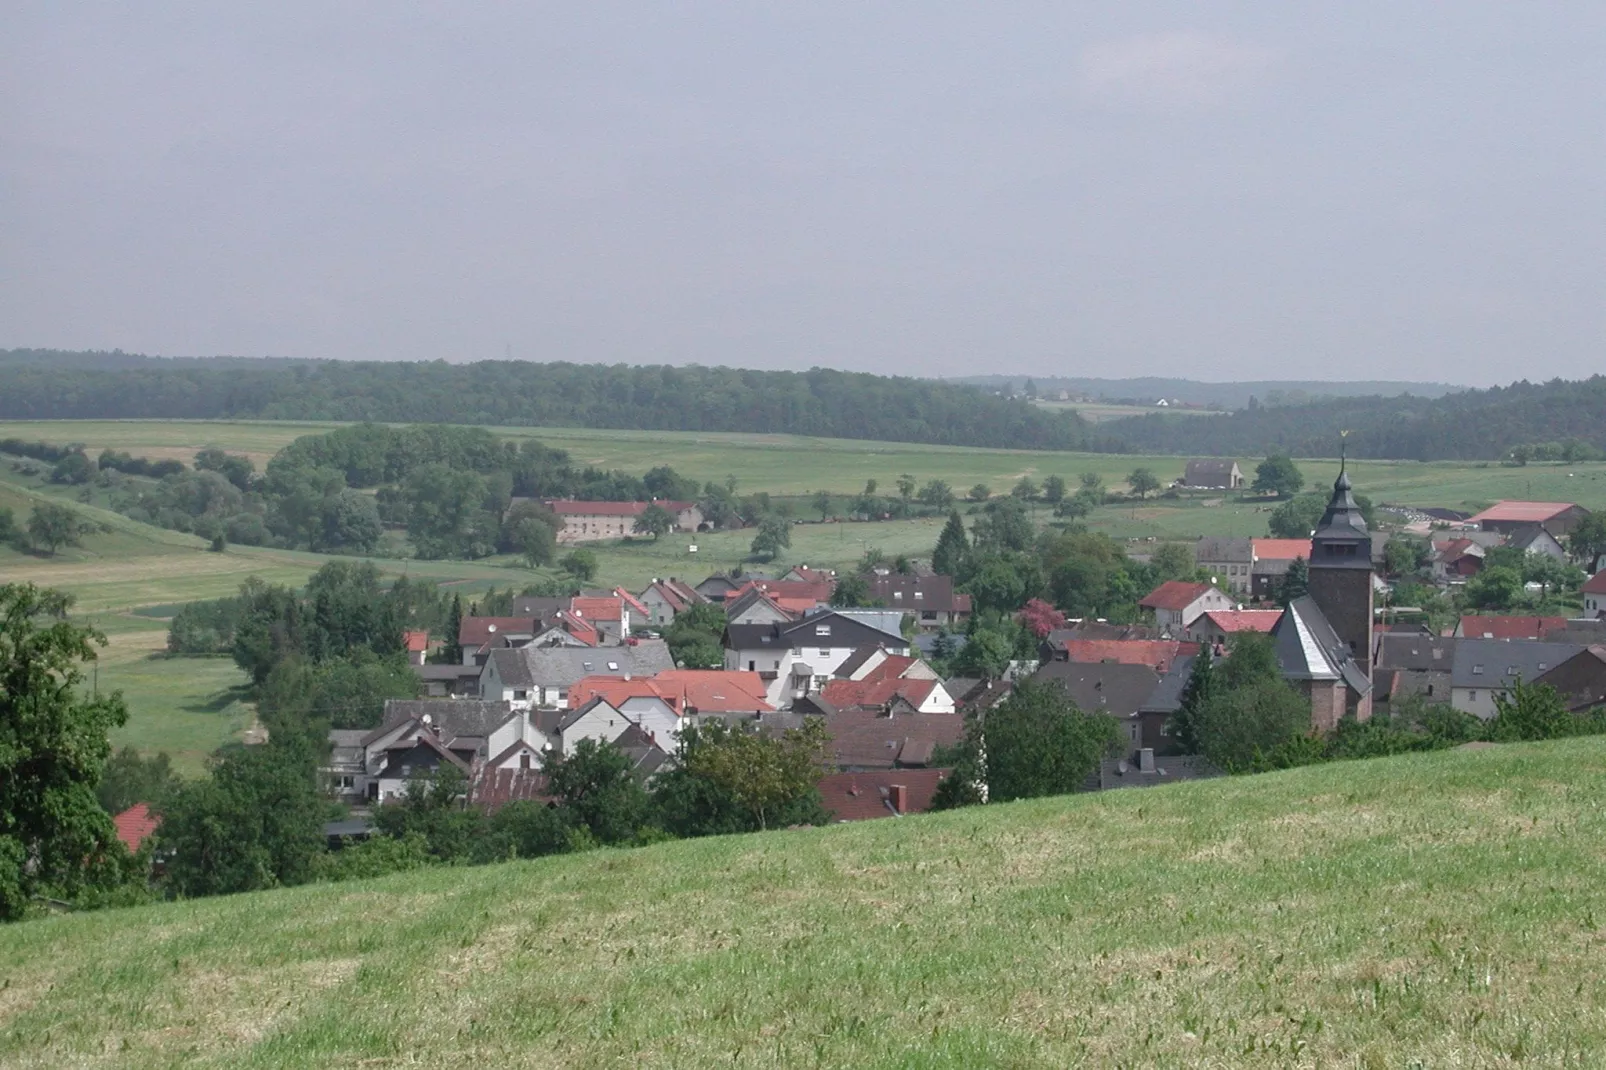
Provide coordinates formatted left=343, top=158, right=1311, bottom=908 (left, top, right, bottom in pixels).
left=138, top=454, right=1591, bottom=856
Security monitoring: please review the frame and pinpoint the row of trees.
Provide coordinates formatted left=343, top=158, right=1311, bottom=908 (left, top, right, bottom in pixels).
left=0, top=356, right=1111, bottom=453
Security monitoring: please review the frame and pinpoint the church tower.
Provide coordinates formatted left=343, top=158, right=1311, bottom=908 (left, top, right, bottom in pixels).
left=1306, top=449, right=1374, bottom=685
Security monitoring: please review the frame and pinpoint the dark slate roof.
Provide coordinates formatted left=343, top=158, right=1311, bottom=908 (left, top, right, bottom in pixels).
left=512, top=595, right=570, bottom=618
left=725, top=613, right=907, bottom=652
left=863, top=572, right=964, bottom=613
left=1097, top=752, right=1221, bottom=791
left=377, top=700, right=515, bottom=742
left=1195, top=536, right=1252, bottom=563
left=834, top=644, right=888, bottom=679
left=1183, top=459, right=1240, bottom=486
left=1044, top=622, right=1166, bottom=644
left=1270, top=598, right=1371, bottom=695
left=791, top=694, right=839, bottom=717
left=1507, top=524, right=1562, bottom=552
left=505, top=641, right=675, bottom=689
left=1138, top=655, right=1194, bottom=715
left=488, top=647, right=535, bottom=688
left=1309, top=466, right=1373, bottom=569
left=1449, top=639, right=1586, bottom=690
left=1374, top=634, right=1458, bottom=672
left=1030, top=661, right=1162, bottom=719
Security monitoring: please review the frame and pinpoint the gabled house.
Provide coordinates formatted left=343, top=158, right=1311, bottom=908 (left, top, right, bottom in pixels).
left=1194, top=537, right=1253, bottom=594
left=545, top=500, right=704, bottom=543
left=862, top=572, right=972, bottom=631
left=569, top=595, right=633, bottom=643
left=1585, top=571, right=1606, bottom=619
left=723, top=612, right=910, bottom=708
left=1533, top=646, right=1606, bottom=713
left=480, top=641, right=675, bottom=710
left=1431, top=538, right=1486, bottom=582
left=1030, top=660, right=1163, bottom=748
left=1450, top=639, right=1585, bottom=720
left=403, top=630, right=430, bottom=666
left=1249, top=539, right=1315, bottom=601
left=1181, top=459, right=1244, bottom=490
left=566, top=669, right=776, bottom=745
left=457, top=617, right=539, bottom=666
left=1187, top=609, right=1281, bottom=646
left=1038, top=637, right=1197, bottom=674
left=1372, top=633, right=1456, bottom=706
left=724, top=586, right=801, bottom=625
left=695, top=572, right=772, bottom=603
left=412, top=662, right=482, bottom=698
left=358, top=701, right=515, bottom=803
left=112, top=803, right=162, bottom=854
left=637, top=577, right=706, bottom=627
left=1138, top=581, right=1234, bottom=637
left=782, top=564, right=836, bottom=585
left=1507, top=524, right=1569, bottom=562
left=822, top=651, right=955, bottom=714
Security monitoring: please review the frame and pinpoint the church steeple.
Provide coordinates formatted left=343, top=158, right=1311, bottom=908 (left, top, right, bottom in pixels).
left=1304, top=434, right=1375, bottom=712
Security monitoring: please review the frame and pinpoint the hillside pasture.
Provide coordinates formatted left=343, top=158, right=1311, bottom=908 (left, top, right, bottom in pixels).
left=1, top=741, right=1603, bottom=1067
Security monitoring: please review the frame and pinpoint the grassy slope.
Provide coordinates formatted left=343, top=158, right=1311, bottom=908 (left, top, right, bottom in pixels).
left=2, top=741, right=1604, bottom=1067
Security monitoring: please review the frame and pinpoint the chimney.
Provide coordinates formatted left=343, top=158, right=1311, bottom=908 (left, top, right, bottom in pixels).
left=890, top=784, right=908, bottom=813
left=1138, top=748, right=1155, bottom=772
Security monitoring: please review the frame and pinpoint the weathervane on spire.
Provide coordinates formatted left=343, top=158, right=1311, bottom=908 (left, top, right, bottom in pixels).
left=1339, top=429, right=1350, bottom=474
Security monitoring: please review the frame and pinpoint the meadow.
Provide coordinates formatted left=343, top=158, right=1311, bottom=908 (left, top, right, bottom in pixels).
left=1, top=739, right=1603, bottom=1067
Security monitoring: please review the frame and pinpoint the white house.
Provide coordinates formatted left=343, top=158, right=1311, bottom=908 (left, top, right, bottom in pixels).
left=723, top=611, right=910, bottom=708
left=1449, top=639, right=1584, bottom=720
left=481, top=642, right=675, bottom=711
left=1586, top=571, right=1606, bottom=619
left=1138, top=581, right=1235, bottom=637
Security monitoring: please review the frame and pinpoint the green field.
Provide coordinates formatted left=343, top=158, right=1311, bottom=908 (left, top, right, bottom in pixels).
left=6, top=418, right=1605, bottom=513
left=1030, top=399, right=1226, bottom=423
left=1, top=740, right=1603, bottom=1067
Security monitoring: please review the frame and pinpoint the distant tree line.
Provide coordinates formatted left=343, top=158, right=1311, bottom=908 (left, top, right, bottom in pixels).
left=0, top=354, right=1107, bottom=453
left=1104, top=375, right=1606, bottom=461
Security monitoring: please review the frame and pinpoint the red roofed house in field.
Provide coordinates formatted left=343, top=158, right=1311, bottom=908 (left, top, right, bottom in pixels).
left=1454, top=615, right=1570, bottom=641
left=1431, top=538, right=1486, bottom=582
left=1186, top=609, right=1283, bottom=646
left=816, top=769, right=950, bottom=821
left=113, top=803, right=161, bottom=853
left=1139, top=581, right=1234, bottom=637
left=545, top=500, right=705, bottom=543
left=1469, top=501, right=1590, bottom=538
left=1585, top=571, right=1606, bottom=619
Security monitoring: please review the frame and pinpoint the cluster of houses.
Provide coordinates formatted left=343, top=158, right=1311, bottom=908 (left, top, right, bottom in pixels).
left=1423, top=501, right=1588, bottom=584
left=322, top=473, right=1606, bottom=828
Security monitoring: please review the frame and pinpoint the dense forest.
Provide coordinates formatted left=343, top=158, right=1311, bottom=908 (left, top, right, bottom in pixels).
left=957, top=375, right=1460, bottom=407
left=1103, top=376, right=1606, bottom=461
left=0, top=351, right=1104, bottom=452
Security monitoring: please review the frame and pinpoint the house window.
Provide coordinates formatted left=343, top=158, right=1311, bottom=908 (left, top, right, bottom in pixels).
left=913, top=591, right=923, bottom=600
left=815, top=624, right=831, bottom=637
left=819, top=648, right=831, bottom=658
left=514, top=689, right=528, bottom=701
left=520, top=753, right=532, bottom=771
left=748, top=660, right=756, bottom=671
left=1468, top=690, right=1478, bottom=702
left=791, top=647, right=802, bottom=655
left=556, top=690, right=568, bottom=704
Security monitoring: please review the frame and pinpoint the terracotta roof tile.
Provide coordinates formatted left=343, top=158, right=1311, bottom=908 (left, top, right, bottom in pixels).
left=1139, top=581, right=1217, bottom=612
left=112, top=803, right=160, bottom=852
left=817, top=769, right=950, bottom=821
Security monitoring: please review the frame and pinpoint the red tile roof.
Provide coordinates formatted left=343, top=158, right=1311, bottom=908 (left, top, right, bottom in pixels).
left=821, top=676, right=938, bottom=711
left=818, top=708, right=965, bottom=769
left=546, top=500, right=695, bottom=517
left=1584, top=571, right=1606, bottom=595
left=1458, top=615, right=1570, bottom=640
left=458, top=617, right=537, bottom=647
left=1198, top=610, right=1282, bottom=635
left=730, top=579, right=835, bottom=604
left=816, top=769, right=950, bottom=821
left=1053, top=638, right=1198, bottom=672
left=568, top=671, right=774, bottom=715
left=614, top=587, right=651, bottom=617
left=1139, top=581, right=1217, bottom=612
left=1468, top=501, right=1578, bottom=524
left=112, top=803, right=160, bottom=852
left=403, top=630, right=430, bottom=653
left=570, top=597, right=623, bottom=622
left=1251, top=538, right=1313, bottom=561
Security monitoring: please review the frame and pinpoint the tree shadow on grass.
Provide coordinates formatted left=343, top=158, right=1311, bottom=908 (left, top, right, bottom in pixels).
left=183, top=684, right=254, bottom=714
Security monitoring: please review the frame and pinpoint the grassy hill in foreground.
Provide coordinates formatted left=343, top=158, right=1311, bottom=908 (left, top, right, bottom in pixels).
left=3, top=742, right=1605, bottom=1067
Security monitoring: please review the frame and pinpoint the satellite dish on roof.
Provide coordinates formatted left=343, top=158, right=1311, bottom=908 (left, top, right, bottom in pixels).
left=488, top=624, right=497, bottom=633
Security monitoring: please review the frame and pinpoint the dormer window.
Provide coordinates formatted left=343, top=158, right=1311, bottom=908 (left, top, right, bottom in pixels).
left=913, top=591, right=923, bottom=600
left=815, top=624, right=831, bottom=637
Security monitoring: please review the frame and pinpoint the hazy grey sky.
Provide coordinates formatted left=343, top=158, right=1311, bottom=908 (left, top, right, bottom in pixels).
left=4, top=4, right=1605, bottom=385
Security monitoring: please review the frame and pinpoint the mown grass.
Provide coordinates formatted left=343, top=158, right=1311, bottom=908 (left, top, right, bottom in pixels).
left=2, top=740, right=1604, bottom=1067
